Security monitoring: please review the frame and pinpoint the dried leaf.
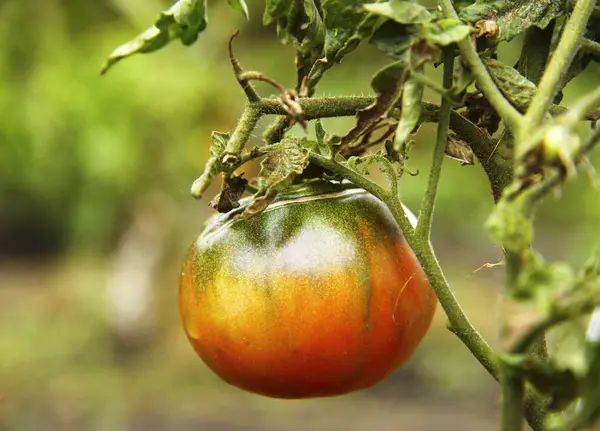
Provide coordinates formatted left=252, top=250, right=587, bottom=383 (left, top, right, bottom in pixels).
left=240, top=137, right=310, bottom=218
left=445, top=134, right=475, bottom=165
left=340, top=61, right=408, bottom=147
left=209, top=174, right=248, bottom=213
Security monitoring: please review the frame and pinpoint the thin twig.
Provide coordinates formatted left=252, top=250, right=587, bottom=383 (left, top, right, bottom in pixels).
left=228, top=31, right=260, bottom=103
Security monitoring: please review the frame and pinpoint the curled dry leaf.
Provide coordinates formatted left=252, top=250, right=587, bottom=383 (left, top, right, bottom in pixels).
left=210, top=174, right=248, bottom=213
left=445, top=134, right=475, bottom=165
left=475, top=20, right=500, bottom=39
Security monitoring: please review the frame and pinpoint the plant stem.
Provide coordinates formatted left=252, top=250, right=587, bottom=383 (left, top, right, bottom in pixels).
left=439, top=0, right=522, bottom=132
left=501, top=251, right=527, bottom=431
left=307, top=152, right=389, bottom=201
left=501, top=366, right=525, bottom=431
left=258, top=96, right=374, bottom=120
left=580, top=37, right=600, bottom=56
left=416, top=50, right=454, bottom=240
left=523, top=0, right=596, bottom=133
left=224, top=104, right=262, bottom=156
left=410, top=69, right=452, bottom=99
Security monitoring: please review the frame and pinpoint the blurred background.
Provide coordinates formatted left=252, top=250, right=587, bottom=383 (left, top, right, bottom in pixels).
left=1, top=0, right=599, bottom=430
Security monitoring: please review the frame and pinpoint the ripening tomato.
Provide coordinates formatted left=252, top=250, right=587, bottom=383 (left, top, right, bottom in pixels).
left=178, top=180, right=437, bottom=399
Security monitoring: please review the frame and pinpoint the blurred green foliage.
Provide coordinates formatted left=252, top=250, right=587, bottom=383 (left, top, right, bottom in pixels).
left=1, top=0, right=599, bottom=430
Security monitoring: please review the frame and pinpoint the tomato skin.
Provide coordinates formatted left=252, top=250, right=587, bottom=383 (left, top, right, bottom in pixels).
left=179, top=181, right=436, bottom=399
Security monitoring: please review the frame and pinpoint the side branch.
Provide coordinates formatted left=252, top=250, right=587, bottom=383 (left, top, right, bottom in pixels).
left=416, top=49, right=454, bottom=239
left=257, top=97, right=374, bottom=119
left=439, top=0, right=523, bottom=132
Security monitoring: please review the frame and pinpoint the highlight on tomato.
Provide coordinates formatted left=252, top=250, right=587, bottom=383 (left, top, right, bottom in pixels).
left=178, top=180, right=437, bottom=399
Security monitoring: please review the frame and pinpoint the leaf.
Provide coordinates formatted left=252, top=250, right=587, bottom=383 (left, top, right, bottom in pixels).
left=209, top=174, right=248, bottom=213
left=551, top=320, right=590, bottom=378
left=101, top=0, right=208, bottom=74
left=422, top=19, right=473, bottom=46
left=363, top=0, right=432, bottom=24
left=515, top=259, right=575, bottom=308
left=459, top=0, right=564, bottom=41
left=190, top=132, right=229, bottom=199
left=394, top=76, right=424, bottom=151
left=370, top=20, right=417, bottom=59
left=226, top=0, right=250, bottom=19
left=483, top=57, right=537, bottom=111
left=345, top=153, right=389, bottom=176
left=340, top=60, right=408, bottom=147
left=263, top=0, right=326, bottom=81
left=485, top=199, right=533, bottom=254
left=241, top=137, right=310, bottom=218
left=309, top=0, right=381, bottom=82
left=445, top=134, right=475, bottom=165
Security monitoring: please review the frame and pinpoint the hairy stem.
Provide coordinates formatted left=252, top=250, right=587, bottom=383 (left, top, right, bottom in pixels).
left=258, top=97, right=374, bottom=119
left=502, top=251, right=527, bottom=431
left=224, top=104, right=262, bottom=156
left=502, top=366, right=525, bottom=431
left=580, top=37, right=600, bottom=57
left=523, top=0, right=596, bottom=134
left=439, top=0, right=522, bottom=132
left=416, top=50, right=454, bottom=239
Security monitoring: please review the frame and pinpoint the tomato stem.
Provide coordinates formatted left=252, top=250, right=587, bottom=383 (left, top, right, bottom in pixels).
left=439, top=0, right=523, bottom=133
left=416, top=49, right=454, bottom=240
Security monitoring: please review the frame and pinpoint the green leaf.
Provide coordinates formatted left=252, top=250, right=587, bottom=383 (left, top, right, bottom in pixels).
left=190, top=132, right=229, bottom=199
left=241, top=137, right=310, bottom=218
left=370, top=20, right=417, bottom=59
left=485, top=199, right=533, bottom=254
left=226, top=0, right=250, bottom=19
left=422, top=19, right=473, bottom=46
left=459, top=0, right=564, bottom=41
left=101, top=0, right=208, bottom=74
left=308, top=0, right=380, bottom=84
left=345, top=153, right=389, bottom=176
left=363, top=0, right=432, bottom=24
left=263, top=0, right=326, bottom=81
left=483, top=57, right=537, bottom=111
left=394, top=76, right=424, bottom=151
left=551, top=320, right=590, bottom=378
left=515, top=259, right=575, bottom=307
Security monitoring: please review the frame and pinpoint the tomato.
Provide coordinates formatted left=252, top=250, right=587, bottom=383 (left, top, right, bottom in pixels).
left=178, top=180, right=436, bottom=399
